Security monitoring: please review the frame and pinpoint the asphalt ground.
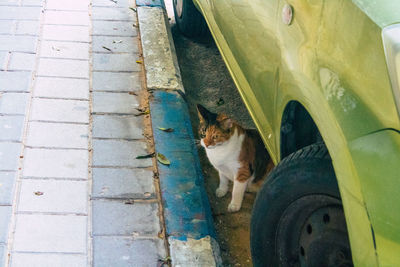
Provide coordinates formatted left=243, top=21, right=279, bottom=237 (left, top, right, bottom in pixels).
left=171, top=24, right=257, bottom=266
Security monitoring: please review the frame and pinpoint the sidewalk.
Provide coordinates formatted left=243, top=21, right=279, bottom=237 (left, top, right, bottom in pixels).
left=0, top=0, right=167, bottom=266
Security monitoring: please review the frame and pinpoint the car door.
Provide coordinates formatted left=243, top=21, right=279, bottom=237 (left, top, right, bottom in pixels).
left=210, top=0, right=280, bottom=157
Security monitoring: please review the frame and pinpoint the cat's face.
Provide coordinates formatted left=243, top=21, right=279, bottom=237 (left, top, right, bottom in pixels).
left=197, top=104, right=233, bottom=149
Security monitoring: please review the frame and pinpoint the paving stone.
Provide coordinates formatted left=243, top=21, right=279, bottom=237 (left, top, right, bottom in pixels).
left=0, top=243, right=5, bottom=267
left=92, top=200, right=160, bottom=235
left=22, top=0, right=44, bottom=6
left=92, top=53, right=140, bottom=72
left=0, top=35, right=37, bottom=53
left=92, top=92, right=139, bottom=114
left=0, top=71, right=32, bottom=92
left=30, top=98, right=89, bottom=123
left=92, top=0, right=135, bottom=8
left=42, top=25, right=89, bottom=42
left=23, top=148, right=88, bottom=178
left=92, top=139, right=151, bottom=168
left=93, top=115, right=143, bottom=139
left=0, top=0, right=19, bottom=6
left=26, top=121, right=88, bottom=148
left=0, top=6, right=42, bottom=20
left=92, top=36, right=138, bottom=53
left=92, top=7, right=136, bottom=21
left=13, top=214, right=87, bottom=253
left=0, top=115, right=25, bottom=141
left=93, top=237, right=165, bottom=267
left=40, top=40, right=89, bottom=60
left=0, top=93, right=29, bottom=115
left=37, top=58, right=89, bottom=78
left=0, top=206, right=12, bottom=243
left=47, top=0, right=90, bottom=11
left=8, top=52, right=36, bottom=71
left=34, top=77, right=89, bottom=99
left=92, top=168, right=155, bottom=199
left=16, top=20, right=40, bottom=35
left=44, top=10, right=90, bottom=26
left=0, top=171, right=15, bottom=204
left=92, top=71, right=140, bottom=92
left=0, top=171, right=17, bottom=205
left=11, top=253, right=87, bottom=267
left=0, top=51, right=8, bottom=70
left=0, top=142, right=21, bottom=170
left=136, top=0, right=163, bottom=6
left=18, top=179, right=88, bottom=213
left=92, top=20, right=137, bottom=36
left=0, top=21, right=14, bottom=34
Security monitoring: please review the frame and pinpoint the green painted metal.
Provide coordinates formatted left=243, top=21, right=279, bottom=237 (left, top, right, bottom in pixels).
left=193, top=0, right=400, bottom=265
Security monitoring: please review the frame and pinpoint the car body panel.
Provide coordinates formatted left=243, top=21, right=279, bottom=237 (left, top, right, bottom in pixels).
left=193, top=0, right=400, bottom=265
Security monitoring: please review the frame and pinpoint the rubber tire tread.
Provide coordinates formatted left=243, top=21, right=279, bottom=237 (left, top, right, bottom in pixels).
left=173, top=0, right=208, bottom=38
left=250, top=143, right=342, bottom=267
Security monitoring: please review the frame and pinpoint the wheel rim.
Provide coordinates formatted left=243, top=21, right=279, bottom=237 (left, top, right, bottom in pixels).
left=175, top=0, right=183, bottom=18
left=276, top=195, right=353, bottom=267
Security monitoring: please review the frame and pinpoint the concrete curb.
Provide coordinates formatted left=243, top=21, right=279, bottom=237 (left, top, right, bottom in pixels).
left=137, top=1, right=222, bottom=266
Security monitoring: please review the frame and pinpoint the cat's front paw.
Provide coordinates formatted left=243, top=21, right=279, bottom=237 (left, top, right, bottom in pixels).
left=215, top=188, right=228, bottom=198
left=227, top=202, right=241, bottom=213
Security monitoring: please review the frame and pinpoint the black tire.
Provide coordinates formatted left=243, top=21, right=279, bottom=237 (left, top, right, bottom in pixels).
left=172, top=0, right=208, bottom=38
left=250, top=144, right=353, bottom=267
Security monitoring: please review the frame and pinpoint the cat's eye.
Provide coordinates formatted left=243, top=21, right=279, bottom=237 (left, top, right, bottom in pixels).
left=213, top=135, right=219, bottom=140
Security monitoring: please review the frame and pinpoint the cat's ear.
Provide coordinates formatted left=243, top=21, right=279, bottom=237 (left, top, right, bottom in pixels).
left=196, top=104, right=215, bottom=123
left=220, top=118, right=233, bottom=130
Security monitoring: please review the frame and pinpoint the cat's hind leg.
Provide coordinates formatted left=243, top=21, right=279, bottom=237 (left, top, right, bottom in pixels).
left=216, top=172, right=229, bottom=198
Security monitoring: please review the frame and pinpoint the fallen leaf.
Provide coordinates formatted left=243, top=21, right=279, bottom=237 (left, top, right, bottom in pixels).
left=34, top=191, right=44, bottom=196
left=136, top=152, right=155, bottom=159
left=128, top=92, right=137, bottom=95
left=157, top=127, right=174, bottom=132
left=51, top=46, right=60, bottom=51
left=156, top=152, right=170, bottom=166
left=136, top=60, right=142, bottom=64
left=129, top=7, right=137, bottom=12
left=102, top=46, right=112, bottom=52
left=157, top=256, right=171, bottom=267
left=124, top=199, right=134, bottom=205
left=216, top=97, right=225, bottom=106
left=113, top=40, right=123, bottom=44
left=134, top=110, right=150, bottom=116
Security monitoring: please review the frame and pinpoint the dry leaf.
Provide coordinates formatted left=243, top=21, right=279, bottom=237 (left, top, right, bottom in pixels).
left=136, top=60, right=142, bottom=64
left=216, top=97, right=225, bottom=106
left=136, top=152, right=155, bottom=159
left=134, top=110, right=150, bottom=116
left=157, top=127, right=174, bottom=132
left=156, top=152, right=170, bottom=166
left=113, top=40, right=123, bottom=44
left=128, top=92, right=137, bottom=95
left=34, top=191, right=44, bottom=196
left=124, top=199, right=135, bottom=205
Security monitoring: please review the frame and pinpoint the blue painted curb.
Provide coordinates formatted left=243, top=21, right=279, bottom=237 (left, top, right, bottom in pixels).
left=150, top=90, right=217, bottom=241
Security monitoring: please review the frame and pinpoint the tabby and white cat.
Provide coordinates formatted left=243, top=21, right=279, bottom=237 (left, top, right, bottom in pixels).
left=197, top=104, right=270, bottom=212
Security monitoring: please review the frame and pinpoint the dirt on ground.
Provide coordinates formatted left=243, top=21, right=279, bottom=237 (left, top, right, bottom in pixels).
left=171, top=25, right=270, bottom=266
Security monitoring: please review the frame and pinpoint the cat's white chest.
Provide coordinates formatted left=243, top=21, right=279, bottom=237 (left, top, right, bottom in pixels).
left=203, top=130, right=244, bottom=180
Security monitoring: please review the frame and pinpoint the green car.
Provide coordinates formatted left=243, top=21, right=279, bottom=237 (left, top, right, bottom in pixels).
left=173, top=0, right=400, bottom=266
